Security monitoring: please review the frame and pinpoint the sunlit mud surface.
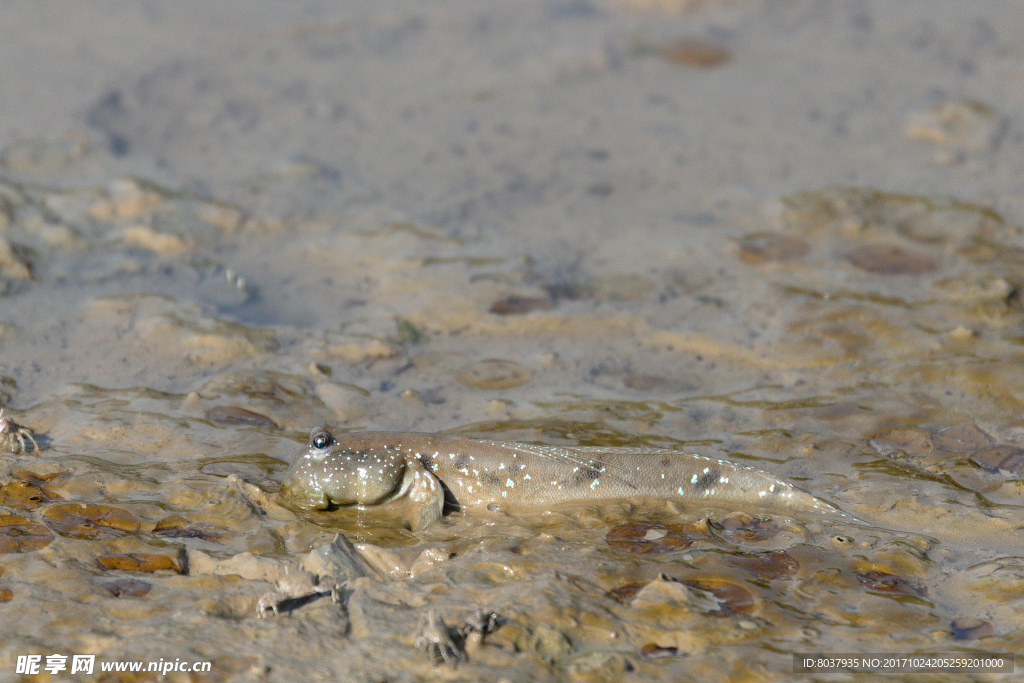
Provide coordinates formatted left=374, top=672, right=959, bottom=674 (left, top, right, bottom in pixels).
left=1, top=1, right=1024, bottom=681
left=2, top=178, right=1022, bottom=681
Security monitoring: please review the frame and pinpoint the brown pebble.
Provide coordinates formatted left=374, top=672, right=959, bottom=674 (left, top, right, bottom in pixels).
left=488, top=296, right=556, bottom=315
left=737, top=233, right=810, bottom=264
left=102, top=578, right=152, bottom=598
left=729, top=550, right=799, bottom=580
left=608, top=582, right=647, bottom=602
left=951, top=617, right=993, bottom=640
left=868, top=428, right=933, bottom=457
left=947, top=467, right=1004, bottom=493
left=606, top=520, right=706, bottom=554
left=0, top=514, right=53, bottom=553
left=856, top=570, right=927, bottom=597
left=153, top=516, right=224, bottom=542
left=972, top=445, right=1024, bottom=474
left=661, top=38, right=731, bottom=67
left=97, top=553, right=183, bottom=573
left=622, top=373, right=662, bottom=391
left=42, top=503, right=140, bottom=540
left=846, top=244, right=940, bottom=275
left=455, top=359, right=532, bottom=389
left=309, top=362, right=332, bottom=378
left=640, top=643, right=683, bottom=658
left=0, top=237, right=33, bottom=279
left=996, top=450, right=1024, bottom=475
left=204, top=406, right=277, bottom=428
left=717, top=512, right=780, bottom=543
left=0, top=480, right=58, bottom=510
left=904, top=99, right=998, bottom=150
left=10, top=470, right=65, bottom=483
left=0, top=587, right=12, bottom=602
left=682, top=577, right=756, bottom=616
left=932, top=423, right=994, bottom=454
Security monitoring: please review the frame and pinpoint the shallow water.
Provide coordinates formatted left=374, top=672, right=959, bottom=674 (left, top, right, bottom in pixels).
left=1, top=1, right=1024, bottom=681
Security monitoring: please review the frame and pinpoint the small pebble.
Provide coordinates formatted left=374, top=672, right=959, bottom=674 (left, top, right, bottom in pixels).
left=905, top=99, right=999, bottom=151
left=737, top=233, right=809, bottom=264
left=682, top=577, right=756, bottom=616
left=856, top=570, right=927, bottom=597
left=640, top=643, right=683, bottom=658
left=948, top=325, right=975, bottom=341
left=489, top=296, right=555, bottom=315
left=42, top=503, right=140, bottom=540
left=932, top=423, right=993, bottom=454
left=846, top=244, right=940, bottom=275
left=97, top=552, right=184, bottom=574
left=102, top=578, right=152, bottom=598
left=456, top=359, right=532, bottom=389
left=730, top=550, right=799, bottom=580
left=309, top=362, right=332, bottom=378
left=661, top=38, right=731, bottom=67
left=951, top=617, right=994, bottom=640
left=0, top=514, right=52, bottom=553
left=204, top=406, right=277, bottom=428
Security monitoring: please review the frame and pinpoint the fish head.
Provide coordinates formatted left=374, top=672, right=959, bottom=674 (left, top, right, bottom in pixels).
left=280, top=426, right=407, bottom=509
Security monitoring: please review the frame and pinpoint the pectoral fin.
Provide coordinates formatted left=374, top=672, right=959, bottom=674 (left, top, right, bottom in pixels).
left=385, top=457, right=445, bottom=531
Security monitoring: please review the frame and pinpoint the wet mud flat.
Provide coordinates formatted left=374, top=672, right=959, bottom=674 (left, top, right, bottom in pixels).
left=0, top=0, right=1023, bottom=681
left=1, top=180, right=1023, bottom=681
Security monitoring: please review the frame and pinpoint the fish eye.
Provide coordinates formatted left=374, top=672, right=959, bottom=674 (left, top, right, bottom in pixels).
left=310, top=429, right=333, bottom=450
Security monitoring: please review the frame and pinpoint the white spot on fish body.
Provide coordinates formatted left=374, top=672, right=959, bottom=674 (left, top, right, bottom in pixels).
left=524, top=474, right=531, bottom=480
left=506, top=478, right=515, bottom=488
left=590, top=479, right=600, bottom=490
left=502, top=490, right=507, bottom=498
left=691, top=474, right=698, bottom=484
